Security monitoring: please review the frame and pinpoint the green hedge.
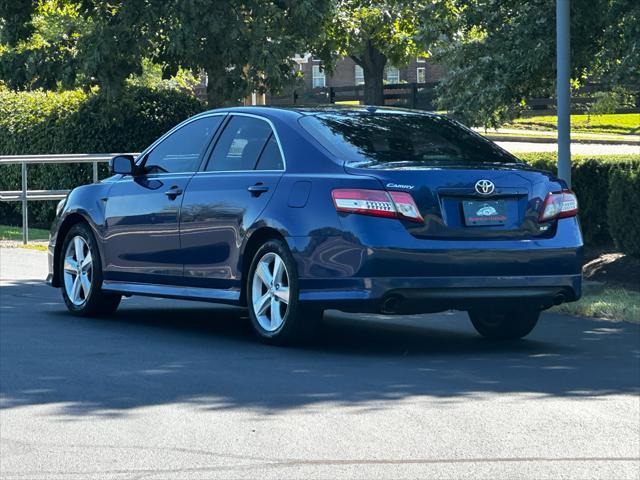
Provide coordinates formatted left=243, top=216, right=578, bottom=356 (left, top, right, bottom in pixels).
left=608, top=164, right=640, bottom=258
left=517, top=153, right=640, bottom=246
left=0, top=86, right=205, bottom=227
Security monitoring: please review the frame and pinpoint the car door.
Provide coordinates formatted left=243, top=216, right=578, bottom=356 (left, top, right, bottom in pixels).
left=179, top=114, right=285, bottom=293
left=102, top=114, right=225, bottom=285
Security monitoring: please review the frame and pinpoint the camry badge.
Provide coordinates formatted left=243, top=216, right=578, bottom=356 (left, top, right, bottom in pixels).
left=386, top=183, right=414, bottom=190
left=475, top=179, right=495, bottom=195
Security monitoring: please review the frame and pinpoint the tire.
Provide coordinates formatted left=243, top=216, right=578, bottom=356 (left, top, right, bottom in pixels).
left=246, top=239, right=322, bottom=345
left=59, top=223, right=121, bottom=316
left=468, top=309, right=540, bottom=340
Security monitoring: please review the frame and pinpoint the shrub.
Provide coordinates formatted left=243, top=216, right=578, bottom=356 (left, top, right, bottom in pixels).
left=608, top=165, right=640, bottom=258
left=517, top=153, right=640, bottom=246
left=0, top=86, right=205, bottom=227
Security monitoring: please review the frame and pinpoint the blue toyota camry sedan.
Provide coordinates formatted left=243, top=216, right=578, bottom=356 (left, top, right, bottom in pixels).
left=47, top=106, right=583, bottom=344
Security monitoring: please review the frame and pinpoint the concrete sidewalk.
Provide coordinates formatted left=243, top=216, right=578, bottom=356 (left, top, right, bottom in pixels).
left=475, top=127, right=640, bottom=146
left=496, top=140, right=639, bottom=155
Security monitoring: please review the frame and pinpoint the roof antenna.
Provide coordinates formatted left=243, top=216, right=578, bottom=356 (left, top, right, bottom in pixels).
left=365, top=106, right=377, bottom=113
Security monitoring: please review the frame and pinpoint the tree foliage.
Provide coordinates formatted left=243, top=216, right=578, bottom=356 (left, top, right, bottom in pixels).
left=0, top=1, right=88, bottom=91
left=432, top=0, right=639, bottom=127
left=0, top=0, right=332, bottom=106
left=0, top=0, right=36, bottom=45
left=158, top=0, right=331, bottom=107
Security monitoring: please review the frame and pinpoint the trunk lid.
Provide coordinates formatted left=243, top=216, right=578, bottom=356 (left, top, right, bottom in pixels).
left=345, top=162, right=565, bottom=240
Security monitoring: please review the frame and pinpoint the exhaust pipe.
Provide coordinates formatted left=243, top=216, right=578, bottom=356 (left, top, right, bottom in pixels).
left=381, top=295, right=403, bottom=314
left=553, top=293, right=566, bottom=306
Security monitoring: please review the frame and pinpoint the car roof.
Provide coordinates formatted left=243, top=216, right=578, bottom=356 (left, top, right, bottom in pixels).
left=196, top=105, right=442, bottom=121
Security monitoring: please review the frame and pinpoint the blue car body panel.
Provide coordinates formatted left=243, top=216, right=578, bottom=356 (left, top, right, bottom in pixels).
left=48, top=106, right=583, bottom=314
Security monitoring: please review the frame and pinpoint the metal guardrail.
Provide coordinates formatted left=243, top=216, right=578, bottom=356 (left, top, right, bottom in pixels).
left=0, top=153, right=138, bottom=244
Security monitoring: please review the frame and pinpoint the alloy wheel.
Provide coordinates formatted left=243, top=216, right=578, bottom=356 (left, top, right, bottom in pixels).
left=251, top=252, right=290, bottom=332
left=63, top=235, right=93, bottom=306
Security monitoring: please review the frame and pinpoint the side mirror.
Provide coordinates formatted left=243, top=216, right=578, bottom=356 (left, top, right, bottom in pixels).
left=109, top=155, right=136, bottom=176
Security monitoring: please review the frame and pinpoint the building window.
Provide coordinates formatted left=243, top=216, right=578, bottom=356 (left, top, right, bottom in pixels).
left=416, top=67, right=426, bottom=84
left=312, top=65, right=326, bottom=88
left=354, top=65, right=365, bottom=85
left=385, top=66, right=400, bottom=84
left=416, top=56, right=427, bottom=63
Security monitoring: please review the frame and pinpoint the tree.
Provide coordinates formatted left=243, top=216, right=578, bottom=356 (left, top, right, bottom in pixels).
left=430, top=0, right=639, bottom=127
left=1, top=1, right=332, bottom=106
left=0, top=0, right=163, bottom=94
left=158, top=0, right=331, bottom=107
left=0, top=0, right=36, bottom=45
left=315, top=0, right=429, bottom=105
left=0, top=1, right=87, bottom=91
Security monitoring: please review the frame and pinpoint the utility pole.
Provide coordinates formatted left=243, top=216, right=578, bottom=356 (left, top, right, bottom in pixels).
left=556, top=0, right=571, bottom=187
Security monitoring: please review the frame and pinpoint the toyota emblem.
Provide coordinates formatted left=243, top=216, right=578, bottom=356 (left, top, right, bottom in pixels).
left=475, top=179, right=495, bottom=195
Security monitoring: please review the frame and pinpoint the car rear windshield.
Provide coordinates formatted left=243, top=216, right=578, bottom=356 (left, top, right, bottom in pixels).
left=298, top=111, right=520, bottom=167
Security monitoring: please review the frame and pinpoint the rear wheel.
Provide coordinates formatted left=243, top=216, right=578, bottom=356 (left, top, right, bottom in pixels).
left=468, top=309, right=540, bottom=340
left=247, top=239, right=321, bottom=345
left=60, top=223, right=121, bottom=316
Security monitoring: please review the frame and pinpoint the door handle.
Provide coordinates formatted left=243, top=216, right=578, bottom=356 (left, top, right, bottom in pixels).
left=247, top=183, right=269, bottom=196
left=164, top=186, right=183, bottom=199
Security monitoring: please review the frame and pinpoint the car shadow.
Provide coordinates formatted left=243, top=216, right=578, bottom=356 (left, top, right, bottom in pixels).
left=1, top=280, right=639, bottom=417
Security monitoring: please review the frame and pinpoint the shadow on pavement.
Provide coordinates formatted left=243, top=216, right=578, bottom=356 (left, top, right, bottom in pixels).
left=1, top=280, right=639, bottom=417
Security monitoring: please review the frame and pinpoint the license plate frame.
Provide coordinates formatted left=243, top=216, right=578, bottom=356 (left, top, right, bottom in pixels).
left=462, top=200, right=508, bottom=227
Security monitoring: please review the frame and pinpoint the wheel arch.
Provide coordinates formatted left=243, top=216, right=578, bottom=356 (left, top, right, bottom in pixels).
left=239, top=227, right=286, bottom=306
left=51, top=213, right=94, bottom=287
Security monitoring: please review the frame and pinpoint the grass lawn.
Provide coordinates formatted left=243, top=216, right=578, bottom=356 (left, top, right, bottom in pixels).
left=0, top=224, right=49, bottom=241
left=553, top=288, right=640, bottom=324
left=516, top=152, right=640, bottom=163
left=510, top=113, right=640, bottom=135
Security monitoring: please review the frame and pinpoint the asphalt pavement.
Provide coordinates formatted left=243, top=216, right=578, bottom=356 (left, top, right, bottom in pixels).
left=1, top=248, right=639, bottom=479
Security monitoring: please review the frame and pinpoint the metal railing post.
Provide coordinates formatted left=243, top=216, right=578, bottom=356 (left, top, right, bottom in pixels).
left=92, top=161, right=99, bottom=183
left=21, top=162, right=28, bottom=244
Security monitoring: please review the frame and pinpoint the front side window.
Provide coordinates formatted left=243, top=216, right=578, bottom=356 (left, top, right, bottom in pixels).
left=207, top=116, right=282, bottom=171
left=299, top=112, right=520, bottom=166
left=312, top=65, right=326, bottom=88
left=144, top=116, right=223, bottom=174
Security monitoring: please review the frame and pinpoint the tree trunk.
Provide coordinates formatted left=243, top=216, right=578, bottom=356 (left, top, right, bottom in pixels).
left=205, top=65, right=227, bottom=108
left=360, top=43, right=387, bottom=106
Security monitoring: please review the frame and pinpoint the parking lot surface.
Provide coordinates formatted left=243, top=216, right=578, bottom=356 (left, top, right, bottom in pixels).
left=1, top=248, right=639, bottom=479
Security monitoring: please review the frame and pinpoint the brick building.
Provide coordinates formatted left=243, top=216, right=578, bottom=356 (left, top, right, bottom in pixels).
left=297, top=55, right=446, bottom=89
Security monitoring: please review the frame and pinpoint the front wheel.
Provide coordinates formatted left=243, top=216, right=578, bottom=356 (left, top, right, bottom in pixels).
left=247, top=239, right=321, bottom=345
left=60, top=223, right=121, bottom=316
left=468, top=309, right=540, bottom=340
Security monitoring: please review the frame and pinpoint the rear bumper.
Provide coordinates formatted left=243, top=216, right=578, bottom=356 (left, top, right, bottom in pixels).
left=297, top=274, right=581, bottom=313
left=288, top=217, right=583, bottom=314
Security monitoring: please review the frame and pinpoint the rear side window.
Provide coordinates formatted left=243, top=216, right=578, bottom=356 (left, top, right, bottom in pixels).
left=255, top=135, right=284, bottom=170
left=299, top=112, right=519, bottom=166
left=207, top=116, right=282, bottom=171
left=144, top=115, right=223, bottom=173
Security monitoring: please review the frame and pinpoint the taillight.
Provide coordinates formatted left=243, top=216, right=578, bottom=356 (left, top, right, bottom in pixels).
left=539, top=190, right=578, bottom=222
left=332, top=189, right=424, bottom=223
